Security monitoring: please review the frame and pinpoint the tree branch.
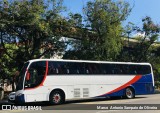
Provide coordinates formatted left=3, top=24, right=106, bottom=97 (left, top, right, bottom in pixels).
left=0, top=32, right=15, bottom=60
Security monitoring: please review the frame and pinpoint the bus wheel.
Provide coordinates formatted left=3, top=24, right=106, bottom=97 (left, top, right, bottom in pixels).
left=125, top=87, right=135, bottom=99
left=49, top=90, right=64, bottom=105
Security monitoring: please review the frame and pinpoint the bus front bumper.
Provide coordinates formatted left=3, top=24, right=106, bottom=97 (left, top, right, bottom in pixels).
left=15, top=93, right=25, bottom=104
left=8, top=92, right=16, bottom=103
left=8, top=92, right=25, bottom=104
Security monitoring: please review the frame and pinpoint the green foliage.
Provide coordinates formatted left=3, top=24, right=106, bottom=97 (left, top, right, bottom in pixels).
left=64, top=0, right=131, bottom=60
left=0, top=0, right=160, bottom=84
left=123, top=16, right=160, bottom=62
left=0, top=44, right=18, bottom=79
left=0, top=0, right=67, bottom=77
left=120, top=16, right=160, bottom=82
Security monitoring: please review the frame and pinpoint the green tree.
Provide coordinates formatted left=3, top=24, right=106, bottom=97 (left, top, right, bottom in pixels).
left=0, top=0, right=67, bottom=78
left=120, top=16, right=160, bottom=62
left=119, top=16, right=160, bottom=84
left=64, top=0, right=131, bottom=60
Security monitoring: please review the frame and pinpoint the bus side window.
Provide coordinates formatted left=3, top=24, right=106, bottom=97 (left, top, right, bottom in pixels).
left=88, top=64, right=93, bottom=74
left=100, top=64, right=107, bottom=74
left=77, top=63, right=85, bottom=74
left=49, top=65, right=55, bottom=74
left=145, top=65, right=151, bottom=74
left=100, top=64, right=111, bottom=74
left=86, top=69, right=89, bottom=74
left=67, top=62, right=79, bottom=74
left=56, top=68, right=59, bottom=74
left=85, top=63, right=94, bottom=74
left=121, top=64, right=129, bottom=75
left=129, top=65, right=137, bottom=75
left=141, top=65, right=151, bottom=75
left=58, top=65, right=62, bottom=74
left=48, top=62, right=59, bottom=75
left=77, top=70, right=79, bottom=74
left=105, top=64, right=114, bottom=74
left=136, top=65, right=142, bottom=75
left=113, top=64, right=122, bottom=74
left=92, top=63, right=100, bottom=74
left=67, top=69, right=69, bottom=74
left=61, top=63, right=68, bottom=74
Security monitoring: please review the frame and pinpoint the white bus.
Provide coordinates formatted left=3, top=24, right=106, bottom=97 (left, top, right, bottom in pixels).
left=9, top=59, right=155, bottom=104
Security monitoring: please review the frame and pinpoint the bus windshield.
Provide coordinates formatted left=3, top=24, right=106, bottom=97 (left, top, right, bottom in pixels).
left=16, top=62, right=29, bottom=91
left=24, top=61, right=46, bottom=89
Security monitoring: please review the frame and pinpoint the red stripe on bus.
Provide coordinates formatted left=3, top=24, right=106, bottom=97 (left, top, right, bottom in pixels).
left=39, top=61, right=48, bottom=86
left=101, top=75, right=142, bottom=96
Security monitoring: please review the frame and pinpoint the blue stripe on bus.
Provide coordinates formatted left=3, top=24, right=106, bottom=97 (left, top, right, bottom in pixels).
left=97, top=74, right=154, bottom=97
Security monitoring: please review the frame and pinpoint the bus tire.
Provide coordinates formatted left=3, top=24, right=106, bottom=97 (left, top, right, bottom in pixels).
left=49, top=90, right=65, bottom=105
left=125, top=87, right=135, bottom=99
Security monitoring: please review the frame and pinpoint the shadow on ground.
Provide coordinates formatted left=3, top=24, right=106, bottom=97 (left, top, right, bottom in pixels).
left=6, top=96, right=147, bottom=106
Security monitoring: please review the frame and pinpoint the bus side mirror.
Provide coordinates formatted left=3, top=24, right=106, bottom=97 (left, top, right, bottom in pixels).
left=26, top=72, right=30, bottom=81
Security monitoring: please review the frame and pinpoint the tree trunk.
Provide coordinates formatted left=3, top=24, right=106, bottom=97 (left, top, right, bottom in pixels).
left=0, top=89, right=4, bottom=100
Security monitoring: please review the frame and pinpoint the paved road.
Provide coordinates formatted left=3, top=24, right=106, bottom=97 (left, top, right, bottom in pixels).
left=0, top=94, right=160, bottom=113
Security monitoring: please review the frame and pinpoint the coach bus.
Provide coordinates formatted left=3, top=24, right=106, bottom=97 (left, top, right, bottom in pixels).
left=8, top=59, right=154, bottom=104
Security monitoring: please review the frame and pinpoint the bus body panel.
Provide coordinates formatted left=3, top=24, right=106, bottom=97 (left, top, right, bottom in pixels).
left=23, top=87, right=49, bottom=102
left=11, top=59, right=155, bottom=103
left=44, top=75, right=135, bottom=99
left=132, top=74, right=154, bottom=95
left=22, top=74, right=154, bottom=103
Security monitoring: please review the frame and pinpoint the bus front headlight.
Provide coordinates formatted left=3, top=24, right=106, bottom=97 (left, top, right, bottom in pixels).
left=17, top=93, right=23, bottom=97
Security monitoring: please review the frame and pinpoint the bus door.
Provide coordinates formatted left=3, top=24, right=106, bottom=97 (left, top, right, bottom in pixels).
left=24, top=61, right=48, bottom=102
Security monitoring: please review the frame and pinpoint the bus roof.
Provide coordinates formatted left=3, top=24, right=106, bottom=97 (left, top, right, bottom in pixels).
left=28, top=59, right=151, bottom=65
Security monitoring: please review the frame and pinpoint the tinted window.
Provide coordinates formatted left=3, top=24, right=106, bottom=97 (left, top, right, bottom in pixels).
left=48, top=61, right=58, bottom=74
left=67, top=62, right=85, bottom=74
left=48, top=61, right=151, bottom=75
left=120, top=64, right=130, bottom=74
left=91, top=63, right=100, bottom=74
left=16, top=62, right=29, bottom=91
left=85, top=63, right=93, bottom=74
left=100, top=64, right=114, bottom=74
left=143, top=65, right=151, bottom=74
left=113, top=64, right=123, bottom=74
left=48, top=62, right=85, bottom=75
left=128, top=65, right=138, bottom=74
left=25, top=61, right=46, bottom=88
left=48, top=61, right=67, bottom=75
left=136, top=65, right=151, bottom=75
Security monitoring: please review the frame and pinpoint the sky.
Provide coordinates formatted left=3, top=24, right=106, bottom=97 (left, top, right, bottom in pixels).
left=125, top=0, right=160, bottom=26
left=63, top=0, right=160, bottom=27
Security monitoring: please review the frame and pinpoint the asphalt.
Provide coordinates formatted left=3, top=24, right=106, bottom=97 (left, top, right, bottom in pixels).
left=0, top=94, right=160, bottom=113
left=0, top=100, right=8, bottom=104
left=0, top=89, right=159, bottom=104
